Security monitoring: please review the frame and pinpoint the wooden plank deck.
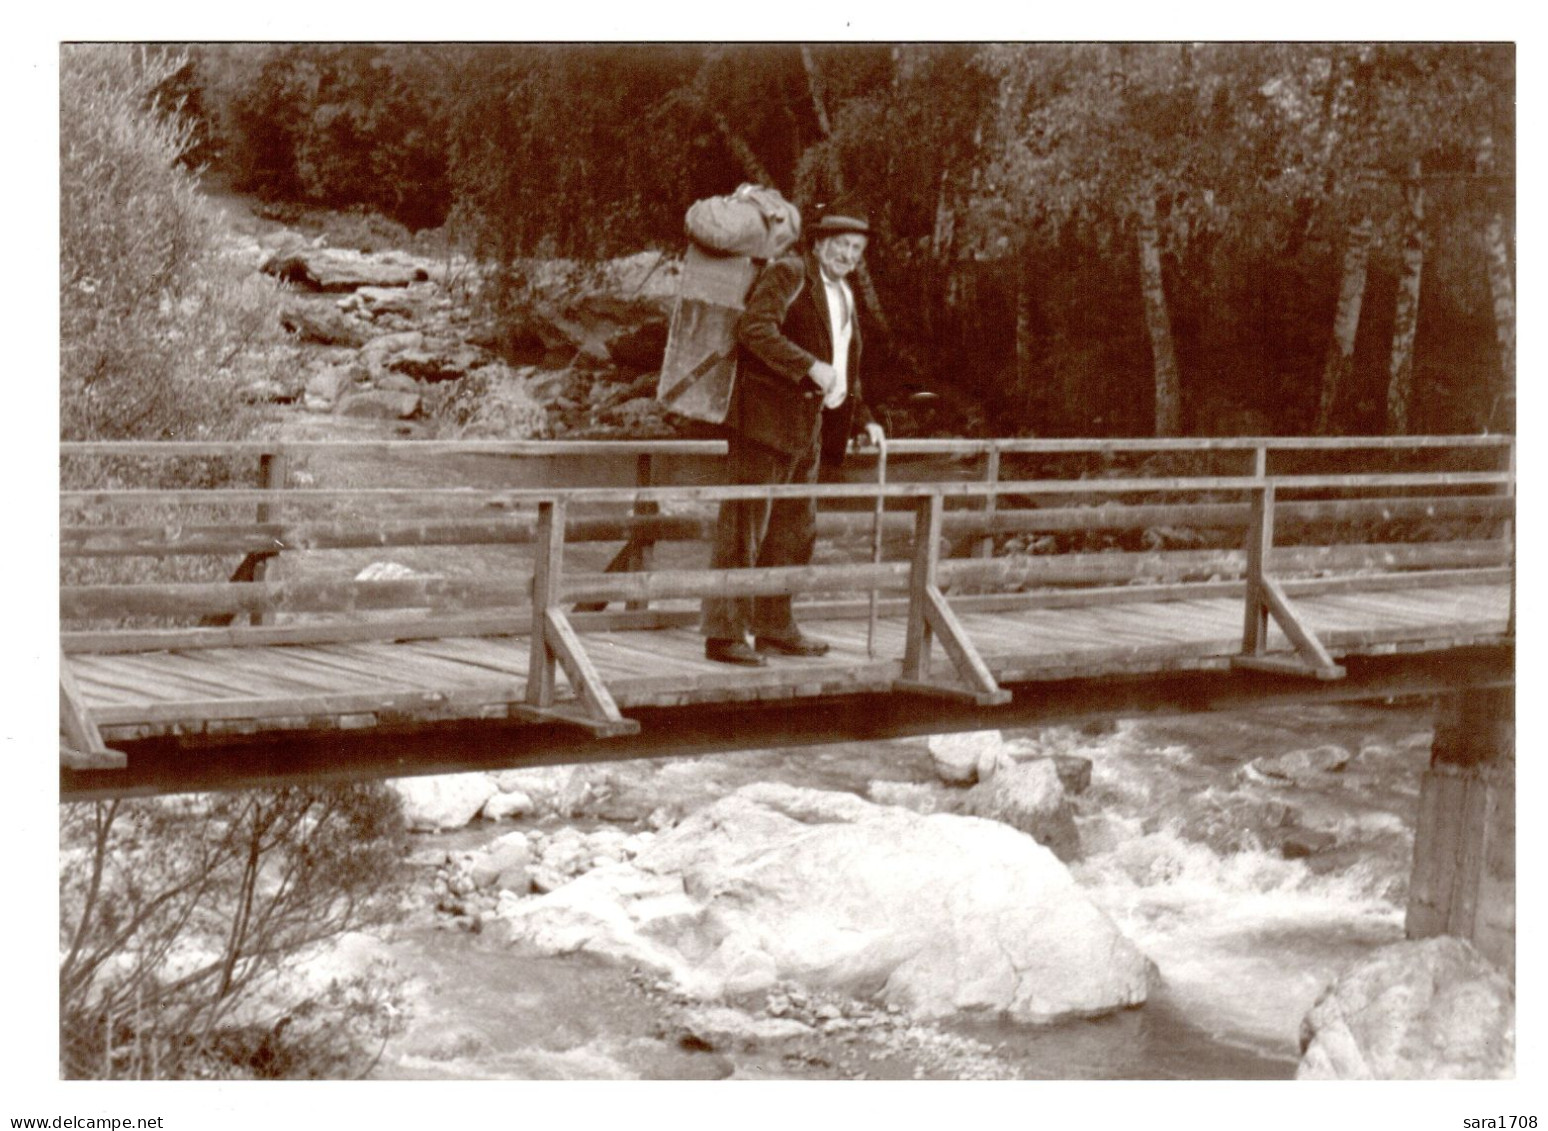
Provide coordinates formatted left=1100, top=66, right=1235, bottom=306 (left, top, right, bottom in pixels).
left=68, top=583, right=1511, bottom=742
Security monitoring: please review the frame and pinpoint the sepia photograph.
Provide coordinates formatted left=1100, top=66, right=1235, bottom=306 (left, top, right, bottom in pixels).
left=22, top=20, right=1530, bottom=1125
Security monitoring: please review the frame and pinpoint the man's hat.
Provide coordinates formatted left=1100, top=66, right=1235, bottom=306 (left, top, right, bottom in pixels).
left=811, top=198, right=870, bottom=235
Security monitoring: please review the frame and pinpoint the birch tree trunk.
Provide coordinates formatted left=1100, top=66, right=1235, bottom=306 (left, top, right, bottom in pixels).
left=1314, top=217, right=1373, bottom=434
left=1386, top=170, right=1426, bottom=434
left=1484, top=213, right=1515, bottom=392
left=931, top=168, right=955, bottom=260
left=1136, top=193, right=1182, bottom=436
left=1474, top=136, right=1513, bottom=430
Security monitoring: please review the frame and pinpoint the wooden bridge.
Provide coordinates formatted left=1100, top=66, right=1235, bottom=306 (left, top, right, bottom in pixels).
left=60, top=435, right=1514, bottom=800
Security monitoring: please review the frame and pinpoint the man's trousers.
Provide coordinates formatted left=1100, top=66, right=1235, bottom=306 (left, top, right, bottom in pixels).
left=700, top=430, right=821, bottom=643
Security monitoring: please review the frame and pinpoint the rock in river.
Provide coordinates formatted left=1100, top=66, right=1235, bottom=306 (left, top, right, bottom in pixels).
left=961, top=757, right=1082, bottom=862
left=1297, top=936, right=1514, bottom=1079
left=499, top=782, right=1154, bottom=1023
left=391, top=773, right=497, bottom=831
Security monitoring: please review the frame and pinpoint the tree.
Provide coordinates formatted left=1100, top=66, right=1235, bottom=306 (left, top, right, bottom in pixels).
left=60, top=785, right=408, bottom=1079
left=1315, top=217, right=1374, bottom=433
left=1385, top=164, right=1427, bottom=433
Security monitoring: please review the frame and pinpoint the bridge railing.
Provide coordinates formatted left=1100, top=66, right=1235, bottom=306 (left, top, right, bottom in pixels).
left=59, top=435, right=1513, bottom=632
left=61, top=436, right=1513, bottom=737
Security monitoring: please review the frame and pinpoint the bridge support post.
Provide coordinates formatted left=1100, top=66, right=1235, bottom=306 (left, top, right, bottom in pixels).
left=1233, top=482, right=1345, bottom=680
left=1406, top=685, right=1514, bottom=976
left=895, top=493, right=1010, bottom=707
left=251, top=450, right=288, bottom=626
left=522, top=498, right=639, bottom=737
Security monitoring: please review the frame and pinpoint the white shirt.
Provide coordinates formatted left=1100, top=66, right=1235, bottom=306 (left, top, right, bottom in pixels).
left=821, top=273, right=853, bottom=409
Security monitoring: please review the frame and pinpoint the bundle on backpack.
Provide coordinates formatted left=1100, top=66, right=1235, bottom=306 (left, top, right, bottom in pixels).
left=684, top=183, right=802, bottom=260
left=659, top=186, right=802, bottom=424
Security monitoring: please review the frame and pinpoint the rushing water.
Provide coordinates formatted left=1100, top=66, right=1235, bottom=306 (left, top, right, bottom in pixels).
left=979, top=703, right=1430, bottom=1077
left=379, top=699, right=1436, bottom=1080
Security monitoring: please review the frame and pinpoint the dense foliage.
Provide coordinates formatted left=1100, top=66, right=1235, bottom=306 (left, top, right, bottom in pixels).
left=129, top=43, right=1520, bottom=436
left=60, top=44, right=284, bottom=443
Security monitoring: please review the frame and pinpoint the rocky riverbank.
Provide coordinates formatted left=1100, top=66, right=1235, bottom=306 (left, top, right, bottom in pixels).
left=218, top=204, right=691, bottom=442
left=358, top=720, right=1514, bottom=1080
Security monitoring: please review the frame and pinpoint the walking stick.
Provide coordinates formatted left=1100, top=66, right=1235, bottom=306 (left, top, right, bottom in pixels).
left=867, top=435, right=888, bottom=659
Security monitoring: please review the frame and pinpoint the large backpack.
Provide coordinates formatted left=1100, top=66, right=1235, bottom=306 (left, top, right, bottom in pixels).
left=658, top=186, right=802, bottom=424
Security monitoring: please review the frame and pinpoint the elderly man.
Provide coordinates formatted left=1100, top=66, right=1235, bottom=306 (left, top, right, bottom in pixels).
left=702, top=198, right=887, bottom=667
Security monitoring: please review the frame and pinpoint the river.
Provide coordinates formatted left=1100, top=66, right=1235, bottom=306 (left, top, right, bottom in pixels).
left=373, top=698, right=1434, bottom=1080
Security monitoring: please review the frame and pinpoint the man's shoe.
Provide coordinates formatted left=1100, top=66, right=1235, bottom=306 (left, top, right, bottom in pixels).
left=755, top=633, right=831, bottom=657
left=706, top=638, right=767, bottom=667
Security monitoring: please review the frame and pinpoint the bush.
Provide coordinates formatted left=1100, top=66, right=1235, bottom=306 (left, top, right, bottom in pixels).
left=60, top=44, right=282, bottom=442
left=59, top=784, right=410, bottom=1079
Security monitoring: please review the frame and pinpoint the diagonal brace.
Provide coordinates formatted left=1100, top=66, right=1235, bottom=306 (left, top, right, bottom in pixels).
left=1234, top=483, right=1344, bottom=680
left=1235, top=577, right=1345, bottom=680
left=524, top=497, right=639, bottom=736
left=60, top=652, right=125, bottom=770
left=518, top=607, right=640, bottom=737
left=895, top=584, right=1011, bottom=706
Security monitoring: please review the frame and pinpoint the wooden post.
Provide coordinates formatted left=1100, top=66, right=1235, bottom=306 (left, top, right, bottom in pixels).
left=902, top=493, right=943, bottom=682
left=1235, top=480, right=1344, bottom=680
left=527, top=499, right=565, bottom=709
left=895, top=490, right=1011, bottom=706
left=1241, top=483, right=1274, bottom=656
left=1502, top=437, right=1515, bottom=635
left=626, top=453, right=658, bottom=612
left=521, top=497, right=637, bottom=735
left=1406, top=686, right=1514, bottom=976
left=252, top=451, right=287, bottom=626
left=1253, top=443, right=1268, bottom=480
left=975, top=445, right=1001, bottom=560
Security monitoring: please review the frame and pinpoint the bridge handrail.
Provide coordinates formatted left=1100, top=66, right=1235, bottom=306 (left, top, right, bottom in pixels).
left=60, top=439, right=1514, bottom=678
left=59, top=470, right=1513, bottom=507
left=60, top=495, right=1516, bottom=558
left=58, top=434, right=1514, bottom=458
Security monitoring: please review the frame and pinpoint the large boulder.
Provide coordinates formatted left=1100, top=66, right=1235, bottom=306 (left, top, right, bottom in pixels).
left=390, top=773, right=498, bottom=831
left=927, top=730, right=1011, bottom=785
left=352, top=284, right=432, bottom=320
left=386, top=347, right=484, bottom=384
left=490, top=765, right=599, bottom=816
left=525, top=293, right=671, bottom=366
left=304, top=362, right=362, bottom=409
left=962, top=758, right=1082, bottom=862
left=336, top=389, right=421, bottom=419
left=262, top=247, right=430, bottom=292
left=500, top=783, right=1153, bottom=1023
left=482, top=788, right=534, bottom=822
left=1244, top=744, right=1354, bottom=787
left=1296, top=937, right=1514, bottom=1079
left=280, top=299, right=369, bottom=347
left=469, top=832, right=534, bottom=894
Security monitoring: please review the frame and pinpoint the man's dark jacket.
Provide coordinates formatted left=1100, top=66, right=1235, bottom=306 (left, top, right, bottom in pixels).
left=728, top=250, right=874, bottom=465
